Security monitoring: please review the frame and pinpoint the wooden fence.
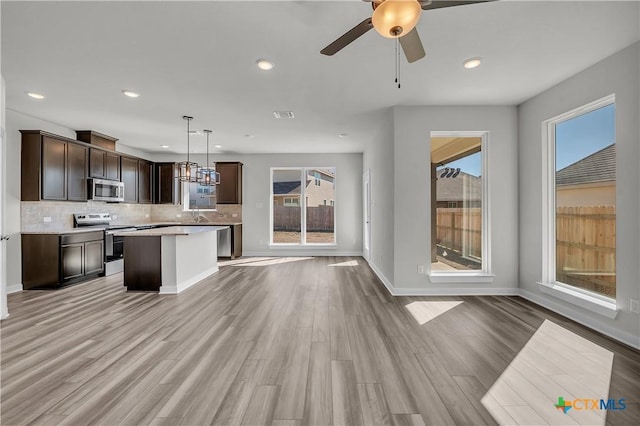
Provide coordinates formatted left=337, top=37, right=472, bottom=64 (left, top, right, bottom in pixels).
left=436, top=205, right=616, bottom=297
left=436, top=208, right=482, bottom=259
left=273, top=205, right=334, bottom=232
left=556, top=206, right=616, bottom=297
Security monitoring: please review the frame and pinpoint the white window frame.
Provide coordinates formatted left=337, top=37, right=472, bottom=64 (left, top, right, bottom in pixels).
left=182, top=182, right=217, bottom=212
left=539, top=94, right=618, bottom=318
left=429, top=131, right=493, bottom=283
left=270, top=167, right=337, bottom=247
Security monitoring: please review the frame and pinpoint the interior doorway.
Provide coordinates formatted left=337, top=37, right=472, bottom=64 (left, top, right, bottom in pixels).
left=363, top=169, right=371, bottom=261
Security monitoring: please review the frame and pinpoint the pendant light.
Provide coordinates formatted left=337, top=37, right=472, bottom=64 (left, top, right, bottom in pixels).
left=177, top=115, right=200, bottom=182
left=197, top=129, right=220, bottom=186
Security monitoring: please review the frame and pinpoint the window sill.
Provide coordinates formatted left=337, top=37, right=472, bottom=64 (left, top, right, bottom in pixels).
left=537, top=282, right=619, bottom=319
left=428, top=273, right=495, bottom=284
left=269, top=243, right=337, bottom=249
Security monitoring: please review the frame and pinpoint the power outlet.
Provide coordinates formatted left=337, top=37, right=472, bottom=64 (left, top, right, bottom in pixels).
left=112, top=214, right=118, bottom=220
left=145, top=214, right=150, bottom=218
left=630, top=298, right=640, bottom=314
left=43, top=216, right=51, bottom=223
left=417, top=265, right=425, bottom=274
left=176, top=214, right=182, bottom=218
left=232, top=213, right=238, bottom=218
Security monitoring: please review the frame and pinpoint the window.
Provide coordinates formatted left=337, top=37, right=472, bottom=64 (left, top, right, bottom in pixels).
left=183, top=181, right=216, bottom=211
left=545, top=97, right=616, bottom=299
left=271, top=168, right=336, bottom=245
left=430, top=132, right=489, bottom=274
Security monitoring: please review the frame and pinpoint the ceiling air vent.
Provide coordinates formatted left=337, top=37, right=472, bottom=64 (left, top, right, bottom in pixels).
left=273, top=111, right=295, bottom=119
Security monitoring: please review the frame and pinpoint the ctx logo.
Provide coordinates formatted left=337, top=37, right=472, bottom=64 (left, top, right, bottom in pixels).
left=554, top=397, right=626, bottom=414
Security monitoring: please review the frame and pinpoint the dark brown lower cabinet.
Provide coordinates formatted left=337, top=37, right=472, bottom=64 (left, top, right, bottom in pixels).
left=23, top=231, right=104, bottom=289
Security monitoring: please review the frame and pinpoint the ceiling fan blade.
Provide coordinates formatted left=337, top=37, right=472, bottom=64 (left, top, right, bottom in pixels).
left=420, top=1, right=495, bottom=11
left=399, top=28, right=426, bottom=63
left=320, top=17, right=373, bottom=56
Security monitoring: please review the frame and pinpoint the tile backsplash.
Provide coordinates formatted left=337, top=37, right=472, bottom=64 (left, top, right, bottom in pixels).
left=21, top=201, right=242, bottom=229
left=151, top=204, right=242, bottom=224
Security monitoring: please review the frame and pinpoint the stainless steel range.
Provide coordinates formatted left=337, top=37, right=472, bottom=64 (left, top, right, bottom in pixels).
left=73, top=213, right=137, bottom=276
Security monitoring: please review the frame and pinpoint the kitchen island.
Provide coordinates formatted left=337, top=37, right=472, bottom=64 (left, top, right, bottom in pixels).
left=113, top=225, right=229, bottom=294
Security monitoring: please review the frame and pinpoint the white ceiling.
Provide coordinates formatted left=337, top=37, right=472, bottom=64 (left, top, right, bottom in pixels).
left=2, top=1, right=638, bottom=155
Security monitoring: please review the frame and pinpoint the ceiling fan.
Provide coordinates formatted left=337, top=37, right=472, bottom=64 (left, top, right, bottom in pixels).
left=321, top=0, right=494, bottom=63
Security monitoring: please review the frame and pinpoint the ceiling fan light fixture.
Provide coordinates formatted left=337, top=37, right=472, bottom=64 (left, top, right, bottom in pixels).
left=371, top=0, right=421, bottom=38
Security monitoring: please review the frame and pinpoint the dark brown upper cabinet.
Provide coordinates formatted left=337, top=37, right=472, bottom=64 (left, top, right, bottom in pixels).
left=216, top=162, right=243, bottom=204
left=89, top=148, right=120, bottom=181
left=67, top=143, right=88, bottom=201
left=138, top=160, right=153, bottom=204
left=121, top=156, right=138, bottom=203
left=21, top=131, right=87, bottom=202
left=75, top=130, right=118, bottom=150
left=154, top=162, right=180, bottom=204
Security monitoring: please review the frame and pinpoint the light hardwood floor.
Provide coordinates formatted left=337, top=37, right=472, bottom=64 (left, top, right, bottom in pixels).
left=1, top=256, right=638, bottom=425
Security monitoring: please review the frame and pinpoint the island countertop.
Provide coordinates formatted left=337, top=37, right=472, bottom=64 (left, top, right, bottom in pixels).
left=112, top=225, right=229, bottom=237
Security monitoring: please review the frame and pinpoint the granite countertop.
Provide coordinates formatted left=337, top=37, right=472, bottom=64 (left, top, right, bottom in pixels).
left=21, top=221, right=241, bottom=235
left=112, top=225, right=230, bottom=237
left=21, top=226, right=106, bottom=235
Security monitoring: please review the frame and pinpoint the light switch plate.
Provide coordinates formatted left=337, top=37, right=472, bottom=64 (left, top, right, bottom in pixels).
left=112, top=214, right=118, bottom=220
left=176, top=214, right=182, bottom=218
left=232, top=213, right=238, bottom=217
left=630, top=298, right=640, bottom=314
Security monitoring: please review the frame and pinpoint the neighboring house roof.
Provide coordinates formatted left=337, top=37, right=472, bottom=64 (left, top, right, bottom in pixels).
left=273, top=181, right=301, bottom=195
left=556, top=144, right=615, bottom=186
left=436, top=170, right=482, bottom=202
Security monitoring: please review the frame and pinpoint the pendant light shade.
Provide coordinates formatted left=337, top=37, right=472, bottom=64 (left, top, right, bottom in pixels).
left=372, top=0, right=421, bottom=38
left=197, top=130, right=220, bottom=186
left=177, top=115, right=200, bottom=182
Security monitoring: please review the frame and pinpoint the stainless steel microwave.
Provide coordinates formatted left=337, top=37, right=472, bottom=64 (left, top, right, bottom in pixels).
left=88, top=178, right=124, bottom=202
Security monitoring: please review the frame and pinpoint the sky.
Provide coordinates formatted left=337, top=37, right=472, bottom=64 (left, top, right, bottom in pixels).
left=437, top=103, right=615, bottom=177
left=555, top=103, right=615, bottom=171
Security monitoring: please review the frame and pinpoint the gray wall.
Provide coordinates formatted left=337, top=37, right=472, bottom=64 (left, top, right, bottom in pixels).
left=362, top=108, right=395, bottom=286
left=392, top=106, right=519, bottom=293
left=152, top=152, right=364, bottom=256
left=518, top=42, right=640, bottom=346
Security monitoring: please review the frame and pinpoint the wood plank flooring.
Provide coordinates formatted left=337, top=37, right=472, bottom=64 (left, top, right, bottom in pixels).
left=1, top=256, right=639, bottom=425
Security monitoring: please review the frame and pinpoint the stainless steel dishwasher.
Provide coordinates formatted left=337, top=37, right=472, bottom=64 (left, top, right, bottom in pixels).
left=217, top=227, right=232, bottom=257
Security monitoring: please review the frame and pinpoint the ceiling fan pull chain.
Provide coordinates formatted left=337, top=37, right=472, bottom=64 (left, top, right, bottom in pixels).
left=394, top=38, right=398, bottom=85
left=397, top=38, right=401, bottom=89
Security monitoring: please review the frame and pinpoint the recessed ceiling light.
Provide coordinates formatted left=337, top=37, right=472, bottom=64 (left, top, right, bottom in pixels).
left=122, top=90, right=140, bottom=98
left=256, top=58, right=274, bottom=71
left=161, top=145, right=170, bottom=149
left=338, top=133, right=348, bottom=138
left=463, top=57, right=482, bottom=69
left=26, top=92, right=45, bottom=100
left=214, top=145, right=222, bottom=148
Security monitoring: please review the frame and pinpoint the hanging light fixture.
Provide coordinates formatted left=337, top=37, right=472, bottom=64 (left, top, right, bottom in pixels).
left=371, top=0, right=422, bottom=38
left=177, top=115, right=200, bottom=182
left=197, top=129, right=220, bottom=186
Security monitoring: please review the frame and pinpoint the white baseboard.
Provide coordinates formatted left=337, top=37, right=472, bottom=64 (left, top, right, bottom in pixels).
left=159, top=266, right=219, bottom=295
left=243, top=251, right=363, bottom=257
left=518, top=288, right=640, bottom=350
left=7, top=284, right=23, bottom=294
left=391, top=287, right=520, bottom=296
left=365, top=258, right=394, bottom=297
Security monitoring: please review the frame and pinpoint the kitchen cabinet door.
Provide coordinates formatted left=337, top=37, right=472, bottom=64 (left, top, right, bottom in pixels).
left=106, top=152, right=121, bottom=181
left=154, top=163, right=179, bottom=204
left=41, top=136, right=67, bottom=200
left=67, top=143, right=88, bottom=201
left=216, top=162, right=243, bottom=204
left=121, top=156, right=138, bottom=203
left=138, top=160, right=153, bottom=204
left=84, top=240, right=104, bottom=275
left=89, top=148, right=106, bottom=178
left=61, top=243, right=84, bottom=281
